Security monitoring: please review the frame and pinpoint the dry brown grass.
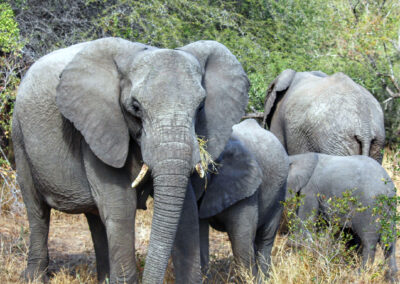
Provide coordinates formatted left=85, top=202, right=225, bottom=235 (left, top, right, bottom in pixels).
left=0, top=148, right=398, bottom=283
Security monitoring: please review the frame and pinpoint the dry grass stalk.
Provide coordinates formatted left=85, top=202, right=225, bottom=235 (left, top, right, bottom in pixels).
left=197, top=136, right=218, bottom=175
left=0, top=146, right=23, bottom=215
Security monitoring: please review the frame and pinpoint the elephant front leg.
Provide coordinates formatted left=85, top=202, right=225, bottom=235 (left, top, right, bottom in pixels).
left=199, top=218, right=210, bottom=275
left=172, top=186, right=202, bottom=284
left=99, top=189, right=137, bottom=284
left=222, top=198, right=258, bottom=281
left=83, top=145, right=138, bottom=283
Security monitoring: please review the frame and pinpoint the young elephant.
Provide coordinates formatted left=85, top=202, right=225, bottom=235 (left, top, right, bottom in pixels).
left=287, top=153, right=398, bottom=281
left=191, top=119, right=289, bottom=281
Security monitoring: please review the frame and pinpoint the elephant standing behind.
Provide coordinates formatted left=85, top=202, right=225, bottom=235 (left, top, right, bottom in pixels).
left=12, top=37, right=249, bottom=283
left=190, top=119, right=288, bottom=281
left=287, top=152, right=398, bottom=281
left=263, top=69, right=385, bottom=162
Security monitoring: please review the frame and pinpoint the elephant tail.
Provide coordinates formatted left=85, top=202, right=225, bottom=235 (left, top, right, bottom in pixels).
left=361, top=140, right=371, bottom=157
left=355, top=135, right=371, bottom=157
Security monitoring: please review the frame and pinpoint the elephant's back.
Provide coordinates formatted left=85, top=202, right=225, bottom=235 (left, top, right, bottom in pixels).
left=282, top=73, right=384, bottom=156
left=232, top=119, right=289, bottom=193
left=315, top=154, right=395, bottom=199
left=15, top=42, right=89, bottom=134
left=13, top=43, right=95, bottom=212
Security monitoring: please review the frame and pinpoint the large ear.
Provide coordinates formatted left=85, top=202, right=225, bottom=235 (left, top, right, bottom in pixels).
left=262, top=69, right=296, bottom=128
left=198, top=138, right=262, bottom=219
left=286, top=153, right=319, bottom=197
left=178, top=41, right=249, bottom=160
left=56, top=37, right=151, bottom=168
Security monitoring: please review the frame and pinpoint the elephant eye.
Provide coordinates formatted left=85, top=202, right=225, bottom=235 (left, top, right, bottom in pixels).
left=130, top=100, right=142, bottom=117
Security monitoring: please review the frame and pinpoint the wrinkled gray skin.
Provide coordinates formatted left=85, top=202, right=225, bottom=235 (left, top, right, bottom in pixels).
left=189, top=119, right=288, bottom=281
left=12, top=37, right=249, bottom=284
left=263, top=69, right=385, bottom=163
left=287, top=153, right=398, bottom=281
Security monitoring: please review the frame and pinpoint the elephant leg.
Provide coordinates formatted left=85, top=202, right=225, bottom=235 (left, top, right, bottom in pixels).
left=223, top=198, right=258, bottom=280
left=85, top=212, right=110, bottom=282
left=199, top=218, right=210, bottom=275
left=382, top=241, right=398, bottom=282
left=83, top=148, right=138, bottom=284
left=172, top=186, right=202, bottom=284
left=255, top=206, right=283, bottom=278
left=101, top=192, right=137, bottom=284
left=296, top=194, right=318, bottom=241
left=15, top=147, right=50, bottom=282
left=360, top=233, right=378, bottom=270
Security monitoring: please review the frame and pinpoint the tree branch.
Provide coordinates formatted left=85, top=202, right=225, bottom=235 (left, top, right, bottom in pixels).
left=242, top=112, right=264, bottom=120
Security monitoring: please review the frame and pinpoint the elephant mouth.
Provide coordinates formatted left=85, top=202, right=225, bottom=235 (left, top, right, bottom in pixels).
left=131, top=162, right=205, bottom=188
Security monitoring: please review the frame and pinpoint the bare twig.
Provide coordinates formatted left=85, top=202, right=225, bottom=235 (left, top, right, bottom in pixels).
left=242, top=112, right=264, bottom=120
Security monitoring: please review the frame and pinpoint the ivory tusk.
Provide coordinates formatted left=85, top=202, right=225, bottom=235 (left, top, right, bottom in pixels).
left=195, top=163, right=205, bottom=179
left=131, top=164, right=149, bottom=188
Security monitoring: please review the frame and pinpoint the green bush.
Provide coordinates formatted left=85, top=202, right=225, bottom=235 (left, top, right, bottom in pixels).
left=0, top=3, right=21, bottom=53
left=0, top=3, right=22, bottom=165
left=3, top=0, right=400, bottom=148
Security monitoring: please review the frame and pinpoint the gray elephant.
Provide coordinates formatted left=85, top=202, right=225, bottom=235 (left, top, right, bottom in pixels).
left=287, top=152, right=398, bottom=281
left=190, top=119, right=288, bottom=281
left=263, top=69, right=385, bottom=163
left=12, top=37, right=249, bottom=283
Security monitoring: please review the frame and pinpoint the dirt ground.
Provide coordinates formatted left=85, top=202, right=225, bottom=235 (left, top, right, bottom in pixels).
left=0, top=148, right=399, bottom=283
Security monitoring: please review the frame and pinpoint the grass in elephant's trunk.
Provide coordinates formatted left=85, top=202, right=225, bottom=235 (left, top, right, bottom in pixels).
left=197, top=136, right=219, bottom=189
left=197, top=136, right=218, bottom=174
left=0, top=148, right=399, bottom=283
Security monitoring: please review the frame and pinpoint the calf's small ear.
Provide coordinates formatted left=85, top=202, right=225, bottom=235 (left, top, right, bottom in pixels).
left=286, top=153, right=319, bottom=197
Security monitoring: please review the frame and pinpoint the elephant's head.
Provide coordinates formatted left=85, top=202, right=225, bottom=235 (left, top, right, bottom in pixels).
left=286, top=153, right=319, bottom=198
left=262, top=69, right=327, bottom=128
left=55, top=37, right=249, bottom=282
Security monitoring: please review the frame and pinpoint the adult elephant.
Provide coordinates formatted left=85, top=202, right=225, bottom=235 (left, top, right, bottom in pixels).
left=12, top=37, right=249, bottom=283
left=262, top=69, right=385, bottom=162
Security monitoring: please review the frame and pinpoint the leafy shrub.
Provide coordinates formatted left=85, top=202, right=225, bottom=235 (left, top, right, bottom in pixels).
left=0, top=3, right=23, bottom=164
left=284, top=189, right=367, bottom=265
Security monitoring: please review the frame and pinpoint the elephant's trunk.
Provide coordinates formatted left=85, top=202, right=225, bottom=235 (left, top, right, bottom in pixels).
left=142, top=137, right=194, bottom=283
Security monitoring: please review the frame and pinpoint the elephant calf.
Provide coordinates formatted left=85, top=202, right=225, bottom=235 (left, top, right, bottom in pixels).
left=287, top=152, right=398, bottom=281
left=191, top=119, right=289, bottom=281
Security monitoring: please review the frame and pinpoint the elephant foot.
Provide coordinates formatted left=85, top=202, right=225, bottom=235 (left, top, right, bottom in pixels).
left=109, top=273, right=138, bottom=284
left=21, top=266, right=49, bottom=283
left=384, top=269, right=398, bottom=283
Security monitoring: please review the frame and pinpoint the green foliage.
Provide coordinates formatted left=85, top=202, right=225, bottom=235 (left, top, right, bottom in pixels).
left=284, top=185, right=400, bottom=275
left=0, top=2, right=22, bottom=165
left=0, top=3, right=21, bottom=53
left=1, top=0, right=400, bottom=152
left=372, top=189, right=400, bottom=248
left=284, top=189, right=369, bottom=266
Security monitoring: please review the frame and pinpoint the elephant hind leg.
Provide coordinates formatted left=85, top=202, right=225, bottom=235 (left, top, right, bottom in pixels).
left=15, top=145, right=50, bottom=282
left=360, top=233, right=379, bottom=270
left=381, top=240, right=398, bottom=282
left=85, top=213, right=110, bottom=282
left=254, top=205, right=283, bottom=278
